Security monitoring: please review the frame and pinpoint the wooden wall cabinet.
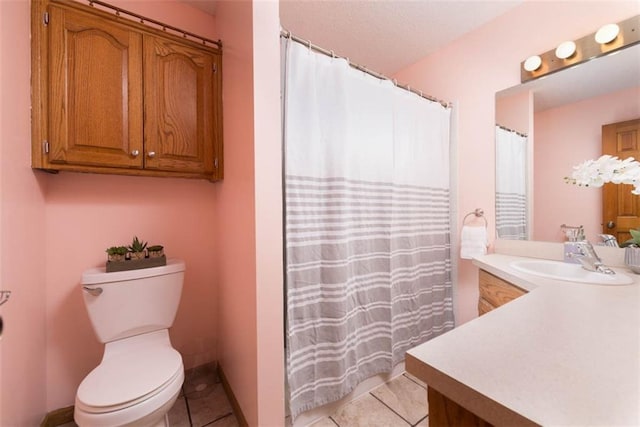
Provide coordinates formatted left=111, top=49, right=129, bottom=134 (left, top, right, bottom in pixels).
left=31, top=0, right=223, bottom=181
left=478, top=270, right=526, bottom=316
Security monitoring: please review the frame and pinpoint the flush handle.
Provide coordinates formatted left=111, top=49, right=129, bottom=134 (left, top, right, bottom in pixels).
left=0, top=290, right=10, bottom=307
left=82, top=286, right=103, bottom=297
left=606, top=221, right=615, bottom=229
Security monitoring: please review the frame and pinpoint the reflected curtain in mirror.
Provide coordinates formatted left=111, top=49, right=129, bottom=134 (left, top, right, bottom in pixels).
left=496, top=126, right=527, bottom=240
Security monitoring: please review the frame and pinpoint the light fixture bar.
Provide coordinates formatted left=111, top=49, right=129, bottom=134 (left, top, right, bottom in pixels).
left=521, top=15, right=639, bottom=83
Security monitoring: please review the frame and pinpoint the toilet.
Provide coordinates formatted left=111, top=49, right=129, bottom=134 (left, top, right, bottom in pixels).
left=75, top=259, right=186, bottom=427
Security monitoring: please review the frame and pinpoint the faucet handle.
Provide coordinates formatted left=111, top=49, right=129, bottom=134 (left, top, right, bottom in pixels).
left=598, top=234, right=619, bottom=247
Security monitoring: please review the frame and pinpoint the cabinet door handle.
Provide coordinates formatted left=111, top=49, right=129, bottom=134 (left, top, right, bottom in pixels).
left=147, top=151, right=156, bottom=158
left=131, top=150, right=140, bottom=157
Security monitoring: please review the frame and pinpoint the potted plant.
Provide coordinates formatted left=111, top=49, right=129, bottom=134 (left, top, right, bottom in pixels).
left=147, top=245, right=164, bottom=258
left=621, top=228, right=640, bottom=273
left=105, top=246, right=128, bottom=263
left=128, top=236, right=148, bottom=260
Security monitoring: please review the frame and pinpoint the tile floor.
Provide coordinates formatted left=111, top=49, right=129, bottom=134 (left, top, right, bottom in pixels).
left=287, top=372, right=429, bottom=427
left=63, top=369, right=427, bottom=427
left=168, top=365, right=239, bottom=427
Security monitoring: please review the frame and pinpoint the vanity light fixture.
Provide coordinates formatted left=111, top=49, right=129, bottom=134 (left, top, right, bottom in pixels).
left=555, top=41, right=576, bottom=59
left=595, top=23, right=620, bottom=44
left=521, top=14, right=639, bottom=83
left=523, top=55, right=542, bottom=72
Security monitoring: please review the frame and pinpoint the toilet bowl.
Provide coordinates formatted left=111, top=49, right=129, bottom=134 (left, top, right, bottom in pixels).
left=75, top=260, right=186, bottom=427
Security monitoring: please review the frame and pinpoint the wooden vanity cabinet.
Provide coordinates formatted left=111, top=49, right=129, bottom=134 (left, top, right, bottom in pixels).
left=478, top=270, right=526, bottom=315
left=31, top=0, right=223, bottom=181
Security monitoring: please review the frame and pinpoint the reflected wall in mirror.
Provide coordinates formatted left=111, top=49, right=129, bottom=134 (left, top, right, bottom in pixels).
left=495, top=42, right=640, bottom=243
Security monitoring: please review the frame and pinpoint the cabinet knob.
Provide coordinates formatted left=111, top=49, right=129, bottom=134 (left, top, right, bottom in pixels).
left=131, top=150, right=140, bottom=157
left=147, top=151, right=156, bottom=158
left=607, top=221, right=615, bottom=229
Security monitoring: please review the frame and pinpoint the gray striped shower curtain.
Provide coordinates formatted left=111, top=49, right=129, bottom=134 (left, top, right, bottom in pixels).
left=283, top=39, right=454, bottom=419
left=495, top=126, right=528, bottom=240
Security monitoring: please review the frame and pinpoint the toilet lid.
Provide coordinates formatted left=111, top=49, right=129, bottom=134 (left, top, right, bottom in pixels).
left=77, top=344, right=182, bottom=410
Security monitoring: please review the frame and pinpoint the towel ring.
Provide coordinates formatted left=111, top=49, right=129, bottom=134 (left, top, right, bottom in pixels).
left=463, top=208, right=487, bottom=228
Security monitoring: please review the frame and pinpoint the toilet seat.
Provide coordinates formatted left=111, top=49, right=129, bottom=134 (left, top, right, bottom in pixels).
left=74, top=368, right=184, bottom=427
left=76, top=330, right=183, bottom=414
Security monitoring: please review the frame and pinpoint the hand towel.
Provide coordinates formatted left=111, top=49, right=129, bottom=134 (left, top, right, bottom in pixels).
left=460, top=225, right=488, bottom=259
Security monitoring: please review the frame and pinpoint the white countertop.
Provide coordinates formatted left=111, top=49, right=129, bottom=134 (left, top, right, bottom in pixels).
left=406, top=253, right=640, bottom=426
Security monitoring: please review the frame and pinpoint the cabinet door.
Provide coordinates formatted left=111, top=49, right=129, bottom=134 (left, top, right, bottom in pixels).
left=478, top=270, right=526, bottom=316
left=48, top=6, right=143, bottom=168
left=143, top=35, right=218, bottom=176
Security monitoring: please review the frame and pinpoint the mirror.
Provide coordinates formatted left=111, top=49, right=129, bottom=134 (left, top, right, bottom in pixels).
left=495, top=43, right=640, bottom=242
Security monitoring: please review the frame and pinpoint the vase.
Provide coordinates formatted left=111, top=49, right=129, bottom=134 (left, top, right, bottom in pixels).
left=624, top=246, right=640, bottom=274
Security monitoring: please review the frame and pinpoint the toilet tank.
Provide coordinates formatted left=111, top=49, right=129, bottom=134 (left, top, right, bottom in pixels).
left=81, top=259, right=185, bottom=343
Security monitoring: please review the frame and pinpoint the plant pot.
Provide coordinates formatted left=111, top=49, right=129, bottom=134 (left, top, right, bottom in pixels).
left=107, top=253, right=125, bottom=263
left=624, top=246, right=640, bottom=274
left=130, top=251, right=146, bottom=260
left=148, top=248, right=164, bottom=258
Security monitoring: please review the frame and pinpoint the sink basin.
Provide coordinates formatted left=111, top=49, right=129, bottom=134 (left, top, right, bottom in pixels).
left=509, top=259, right=634, bottom=285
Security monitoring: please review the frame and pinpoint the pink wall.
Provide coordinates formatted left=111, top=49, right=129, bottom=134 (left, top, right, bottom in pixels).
left=0, top=1, right=48, bottom=424
left=496, top=91, right=530, bottom=134
left=2, top=0, right=284, bottom=423
left=534, top=86, right=640, bottom=242
left=214, top=1, right=260, bottom=425
left=1, top=0, right=222, bottom=417
left=43, top=0, right=220, bottom=412
left=252, top=1, right=285, bottom=424
left=211, top=2, right=285, bottom=423
left=393, top=1, right=639, bottom=325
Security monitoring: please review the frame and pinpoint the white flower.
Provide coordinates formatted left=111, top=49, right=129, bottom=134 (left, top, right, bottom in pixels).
left=566, top=155, right=640, bottom=194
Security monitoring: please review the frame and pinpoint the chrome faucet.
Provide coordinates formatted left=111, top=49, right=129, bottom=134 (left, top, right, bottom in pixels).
left=564, top=240, right=615, bottom=274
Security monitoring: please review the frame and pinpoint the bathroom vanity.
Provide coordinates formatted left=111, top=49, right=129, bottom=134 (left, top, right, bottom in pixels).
left=406, top=249, right=640, bottom=426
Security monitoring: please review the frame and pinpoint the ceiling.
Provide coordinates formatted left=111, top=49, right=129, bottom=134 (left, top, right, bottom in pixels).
left=185, top=0, right=524, bottom=76
left=278, top=0, right=523, bottom=75
left=183, top=1, right=638, bottom=111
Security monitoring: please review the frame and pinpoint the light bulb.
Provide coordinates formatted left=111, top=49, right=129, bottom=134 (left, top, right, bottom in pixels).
left=555, top=41, right=576, bottom=59
left=523, top=55, right=542, bottom=72
left=595, top=24, right=620, bottom=44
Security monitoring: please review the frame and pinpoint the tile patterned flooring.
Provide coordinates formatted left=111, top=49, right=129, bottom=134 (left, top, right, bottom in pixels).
left=63, top=369, right=427, bottom=427
left=172, top=369, right=429, bottom=427
left=293, top=372, right=429, bottom=427
left=168, top=366, right=239, bottom=427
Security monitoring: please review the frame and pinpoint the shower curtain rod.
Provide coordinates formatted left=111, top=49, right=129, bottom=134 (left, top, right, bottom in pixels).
left=281, top=29, right=452, bottom=109
left=497, top=124, right=528, bottom=138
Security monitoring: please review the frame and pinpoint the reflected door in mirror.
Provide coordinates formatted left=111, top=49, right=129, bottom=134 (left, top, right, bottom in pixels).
left=602, top=119, right=640, bottom=244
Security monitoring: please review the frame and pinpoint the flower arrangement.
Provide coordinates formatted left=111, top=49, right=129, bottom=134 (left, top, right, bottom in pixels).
left=565, top=155, right=640, bottom=195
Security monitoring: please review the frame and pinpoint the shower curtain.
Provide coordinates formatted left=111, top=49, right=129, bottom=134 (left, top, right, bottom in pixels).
left=283, top=39, right=454, bottom=418
left=495, top=126, right=528, bottom=240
